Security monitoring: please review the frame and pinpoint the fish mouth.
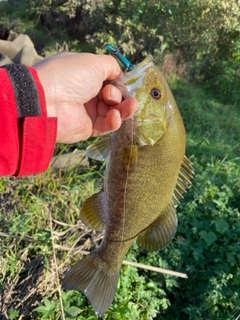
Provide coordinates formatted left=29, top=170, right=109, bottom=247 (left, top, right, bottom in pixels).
left=123, top=56, right=153, bottom=86
left=127, top=55, right=153, bottom=74
left=110, top=56, right=154, bottom=99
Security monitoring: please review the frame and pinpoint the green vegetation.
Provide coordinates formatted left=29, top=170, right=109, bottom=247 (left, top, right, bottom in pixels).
left=0, top=1, right=239, bottom=319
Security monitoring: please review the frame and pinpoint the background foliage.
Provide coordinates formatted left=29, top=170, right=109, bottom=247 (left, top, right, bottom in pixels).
left=0, top=0, right=240, bottom=319
left=25, top=0, right=240, bottom=105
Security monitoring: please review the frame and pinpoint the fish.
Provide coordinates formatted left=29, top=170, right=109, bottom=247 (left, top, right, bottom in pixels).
left=62, top=48, right=193, bottom=317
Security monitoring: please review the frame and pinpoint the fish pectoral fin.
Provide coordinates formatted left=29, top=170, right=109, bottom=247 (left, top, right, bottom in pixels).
left=136, top=202, right=177, bottom=251
left=172, top=155, right=194, bottom=206
left=86, top=136, right=111, bottom=161
left=123, top=144, right=138, bottom=172
left=62, top=253, right=119, bottom=317
left=80, top=191, right=106, bottom=231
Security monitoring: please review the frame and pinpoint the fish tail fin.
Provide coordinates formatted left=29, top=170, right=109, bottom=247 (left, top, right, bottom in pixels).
left=62, top=253, right=119, bottom=317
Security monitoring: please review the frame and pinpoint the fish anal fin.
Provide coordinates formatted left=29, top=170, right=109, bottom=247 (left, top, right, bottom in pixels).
left=137, top=202, right=177, bottom=251
left=80, top=191, right=106, bottom=231
left=86, top=136, right=111, bottom=161
left=62, top=253, right=119, bottom=317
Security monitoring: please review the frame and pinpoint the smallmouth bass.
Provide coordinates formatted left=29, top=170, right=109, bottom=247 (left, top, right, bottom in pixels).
left=63, top=50, right=193, bottom=316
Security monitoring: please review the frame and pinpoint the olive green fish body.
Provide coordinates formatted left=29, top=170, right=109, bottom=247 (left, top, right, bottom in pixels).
left=63, top=55, right=193, bottom=316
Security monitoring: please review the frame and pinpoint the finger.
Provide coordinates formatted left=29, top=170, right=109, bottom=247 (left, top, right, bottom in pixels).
left=90, top=96, right=138, bottom=121
left=113, top=97, right=139, bottom=120
left=97, top=100, right=111, bottom=116
left=93, top=55, right=123, bottom=81
left=102, top=84, right=122, bottom=105
left=92, top=109, right=122, bottom=136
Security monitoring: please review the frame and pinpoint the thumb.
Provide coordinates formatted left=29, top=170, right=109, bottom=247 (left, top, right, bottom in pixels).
left=90, top=54, right=123, bottom=81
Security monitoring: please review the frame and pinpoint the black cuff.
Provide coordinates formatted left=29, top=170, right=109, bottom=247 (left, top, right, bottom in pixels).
left=0, top=64, right=41, bottom=117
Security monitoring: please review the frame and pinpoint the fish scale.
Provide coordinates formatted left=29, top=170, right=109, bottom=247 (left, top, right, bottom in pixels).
left=62, top=50, right=193, bottom=316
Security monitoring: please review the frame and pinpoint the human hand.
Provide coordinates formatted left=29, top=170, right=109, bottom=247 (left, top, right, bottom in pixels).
left=34, top=52, right=138, bottom=143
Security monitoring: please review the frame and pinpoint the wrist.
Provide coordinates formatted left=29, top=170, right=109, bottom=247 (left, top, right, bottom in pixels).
left=33, top=64, right=57, bottom=118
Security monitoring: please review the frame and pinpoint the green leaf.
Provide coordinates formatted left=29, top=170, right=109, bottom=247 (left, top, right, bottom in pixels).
left=65, top=306, right=82, bottom=317
left=199, top=231, right=217, bottom=246
left=43, top=298, right=55, bottom=310
left=9, top=309, right=20, bottom=320
left=214, top=220, right=229, bottom=234
left=35, top=306, right=49, bottom=313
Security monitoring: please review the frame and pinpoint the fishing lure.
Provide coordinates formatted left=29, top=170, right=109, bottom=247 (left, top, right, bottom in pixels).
left=106, top=44, right=134, bottom=72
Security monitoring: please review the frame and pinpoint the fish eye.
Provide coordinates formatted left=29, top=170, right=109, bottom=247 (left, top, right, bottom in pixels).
left=151, top=88, right=162, bottom=99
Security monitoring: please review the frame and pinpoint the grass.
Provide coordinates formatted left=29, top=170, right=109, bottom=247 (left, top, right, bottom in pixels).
left=0, top=161, right=102, bottom=319
left=170, top=78, right=240, bottom=162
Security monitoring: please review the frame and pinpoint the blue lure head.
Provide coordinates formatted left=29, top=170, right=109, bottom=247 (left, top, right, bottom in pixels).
left=106, top=44, right=134, bottom=72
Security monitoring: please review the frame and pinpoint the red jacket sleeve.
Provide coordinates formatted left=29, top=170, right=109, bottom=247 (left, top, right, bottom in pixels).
left=0, top=65, right=57, bottom=176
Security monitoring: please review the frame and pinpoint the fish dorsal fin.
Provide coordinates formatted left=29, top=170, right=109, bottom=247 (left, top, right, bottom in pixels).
left=86, top=136, right=111, bottom=161
left=80, top=191, right=106, bottom=231
left=136, top=201, right=177, bottom=251
left=172, top=155, right=194, bottom=206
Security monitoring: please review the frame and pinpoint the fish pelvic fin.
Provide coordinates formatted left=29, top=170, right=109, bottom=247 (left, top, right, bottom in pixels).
left=86, top=136, right=111, bottom=161
left=80, top=191, right=106, bottom=231
left=136, top=201, right=177, bottom=251
left=62, top=253, right=119, bottom=317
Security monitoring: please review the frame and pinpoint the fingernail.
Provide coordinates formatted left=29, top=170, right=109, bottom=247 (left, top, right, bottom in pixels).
left=110, top=86, right=121, bottom=102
